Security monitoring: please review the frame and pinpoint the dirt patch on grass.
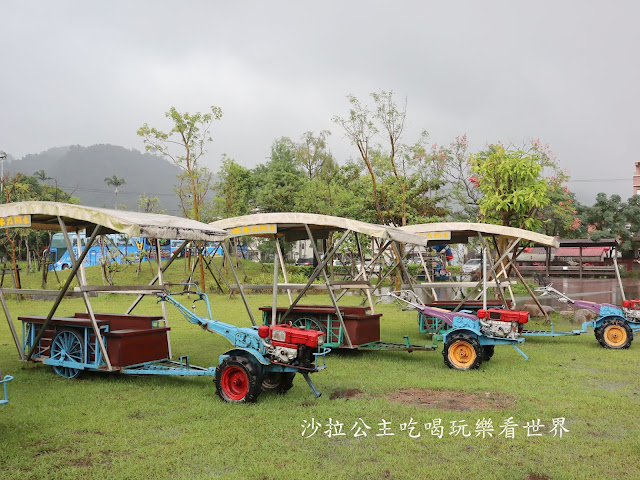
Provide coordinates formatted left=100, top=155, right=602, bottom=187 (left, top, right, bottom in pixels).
left=386, top=388, right=514, bottom=411
left=330, top=388, right=362, bottom=400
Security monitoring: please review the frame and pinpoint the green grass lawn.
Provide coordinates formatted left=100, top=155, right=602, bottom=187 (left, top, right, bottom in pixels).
left=0, top=262, right=638, bottom=479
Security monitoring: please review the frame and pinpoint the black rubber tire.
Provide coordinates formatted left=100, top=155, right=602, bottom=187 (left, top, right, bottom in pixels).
left=443, top=332, right=483, bottom=370
left=596, top=318, right=633, bottom=349
left=594, top=326, right=602, bottom=342
left=261, top=372, right=296, bottom=394
left=215, top=355, right=262, bottom=403
left=481, top=345, right=495, bottom=362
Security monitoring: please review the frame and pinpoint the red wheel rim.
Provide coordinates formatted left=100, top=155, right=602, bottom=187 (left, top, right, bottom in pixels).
left=221, top=366, right=249, bottom=400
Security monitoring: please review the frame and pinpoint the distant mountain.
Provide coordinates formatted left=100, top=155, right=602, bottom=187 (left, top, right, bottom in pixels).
left=6, top=144, right=183, bottom=214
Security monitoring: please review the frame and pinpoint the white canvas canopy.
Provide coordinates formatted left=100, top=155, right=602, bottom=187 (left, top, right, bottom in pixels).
left=399, top=222, right=559, bottom=248
left=400, top=222, right=559, bottom=314
left=210, top=212, right=430, bottom=246
left=0, top=201, right=227, bottom=241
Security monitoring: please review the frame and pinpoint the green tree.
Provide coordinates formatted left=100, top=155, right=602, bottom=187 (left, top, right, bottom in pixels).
left=333, top=94, right=383, bottom=221
left=581, top=193, right=631, bottom=250
left=253, top=138, right=302, bottom=213
left=296, top=130, right=332, bottom=181
left=439, top=134, right=481, bottom=221
left=104, top=175, right=126, bottom=209
left=537, top=183, right=582, bottom=237
left=469, top=144, right=557, bottom=230
left=137, top=106, right=222, bottom=221
left=334, top=90, right=445, bottom=227
left=138, top=105, right=223, bottom=290
left=212, top=155, right=254, bottom=218
left=138, top=193, right=165, bottom=214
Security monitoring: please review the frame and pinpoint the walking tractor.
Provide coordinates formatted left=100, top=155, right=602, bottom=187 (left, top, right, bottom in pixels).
left=157, top=285, right=329, bottom=401
left=381, top=290, right=529, bottom=369
left=527, top=284, right=640, bottom=349
left=1, top=202, right=328, bottom=404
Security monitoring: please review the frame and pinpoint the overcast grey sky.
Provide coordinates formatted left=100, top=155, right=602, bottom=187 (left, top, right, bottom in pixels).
left=2, top=1, right=638, bottom=204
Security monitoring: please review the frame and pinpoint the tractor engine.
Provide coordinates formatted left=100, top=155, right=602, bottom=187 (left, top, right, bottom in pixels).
left=477, top=309, right=529, bottom=339
left=622, top=300, right=640, bottom=321
left=258, top=324, right=325, bottom=367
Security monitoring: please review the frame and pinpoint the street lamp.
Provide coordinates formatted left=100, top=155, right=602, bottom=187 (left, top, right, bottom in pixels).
left=0, top=151, right=6, bottom=198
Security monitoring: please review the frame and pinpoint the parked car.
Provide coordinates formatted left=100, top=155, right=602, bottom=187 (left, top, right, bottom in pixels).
left=462, top=258, right=482, bottom=274
left=295, top=257, right=313, bottom=266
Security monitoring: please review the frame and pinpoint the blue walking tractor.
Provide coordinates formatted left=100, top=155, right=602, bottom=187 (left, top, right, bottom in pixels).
left=381, top=290, right=529, bottom=369
left=524, top=284, right=640, bottom=349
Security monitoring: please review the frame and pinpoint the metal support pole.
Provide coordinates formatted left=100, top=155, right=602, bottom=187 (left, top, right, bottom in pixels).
left=271, top=242, right=280, bottom=326
left=612, top=246, right=625, bottom=302
left=354, top=233, right=375, bottom=312
left=155, top=239, right=171, bottom=359
left=482, top=245, right=487, bottom=310
left=222, top=241, right=255, bottom=326
left=280, top=229, right=352, bottom=321
left=0, top=289, right=24, bottom=360
left=274, top=236, right=293, bottom=305
left=477, top=233, right=507, bottom=308
left=26, top=224, right=102, bottom=361
left=59, top=220, right=113, bottom=371
left=304, top=225, right=353, bottom=348
left=418, top=248, right=437, bottom=301
left=391, top=241, right=414, bottom=292
left=126, top=240, right=186, bottom=314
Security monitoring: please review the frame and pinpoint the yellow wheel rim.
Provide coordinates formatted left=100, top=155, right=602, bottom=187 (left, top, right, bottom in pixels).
left=448, top=340, right=476, bottom=369
left=604, top=324, right=627, bottom=347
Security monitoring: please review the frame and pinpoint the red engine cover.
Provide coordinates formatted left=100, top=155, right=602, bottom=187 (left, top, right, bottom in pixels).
left=627, top=300, right=640, bottom=310
left=270, top=325, right=322, bottom=348
left=481, top=308, right=529, bottom=324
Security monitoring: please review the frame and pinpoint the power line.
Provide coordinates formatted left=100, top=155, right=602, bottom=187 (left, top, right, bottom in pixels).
left=567, top=178, right=629, bottom=183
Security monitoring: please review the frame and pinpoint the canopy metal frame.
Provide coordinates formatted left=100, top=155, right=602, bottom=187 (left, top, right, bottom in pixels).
left=0, top=202, right=228, bottom=368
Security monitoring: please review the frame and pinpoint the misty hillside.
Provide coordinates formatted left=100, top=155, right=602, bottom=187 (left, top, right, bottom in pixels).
left=6, top=144, right=184, bottom=214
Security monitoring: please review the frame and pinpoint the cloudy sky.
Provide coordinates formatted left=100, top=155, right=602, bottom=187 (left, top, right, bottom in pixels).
left=2, top=1, right=639, bottom=204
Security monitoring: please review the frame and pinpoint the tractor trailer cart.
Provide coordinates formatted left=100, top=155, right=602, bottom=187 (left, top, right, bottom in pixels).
left=1, top=202, right=328, bottom=403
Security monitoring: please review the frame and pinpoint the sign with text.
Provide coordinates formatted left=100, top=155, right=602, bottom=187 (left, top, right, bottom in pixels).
left=418, top=231, right=451, bottom=241
left=228, top=224, right=277, bottom=237
left=0, top=215, right=31, bottom=228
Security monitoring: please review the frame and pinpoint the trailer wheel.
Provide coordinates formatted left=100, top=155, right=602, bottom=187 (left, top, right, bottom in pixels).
left=596, top=319, right=633, bottom=349
left=261, top=372, right=295, bottom=394
left=481, top=345, right=495, bottom=362
left=50, top=328, right=84, bottom=379
left=443, top=333, right=482, bottom=370
left=292, top=317, right=327, bottom=335
left=215, top=355, right=262, bottom=403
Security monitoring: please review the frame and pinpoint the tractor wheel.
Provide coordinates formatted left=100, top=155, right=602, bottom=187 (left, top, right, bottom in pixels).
left=215, top=355, right=262, bottom=403
left=50, top=328, right=84, bottom=379
left=481, top=345, right=495, bottom=362
left=596, top=318, right=633, bottom=349
left=443, top=333, right=482, bottom=370
left=593, top=326, right=602, bottom=342
left=261, top=372, right=296, bottom=394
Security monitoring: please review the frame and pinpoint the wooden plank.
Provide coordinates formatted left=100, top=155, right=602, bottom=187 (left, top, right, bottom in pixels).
left=0, top=288, right=85, bottom=297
